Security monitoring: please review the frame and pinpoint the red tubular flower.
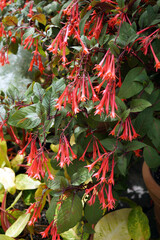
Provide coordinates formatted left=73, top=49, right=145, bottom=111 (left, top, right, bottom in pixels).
left=0, top=23, right=6, bottom=37
left=84, top=11, right=104, bottom=40
left=27, top=202, right=42, bottom=225
left=150, top=43, right=160, bottom=71
left=94, top=50, right=118, bottom=118
left=107, top=184, right=115, bottom=210
left=27, top=1, right=33, bottom=18
left=28, top=39, right=44, bottom=74
left=23, top=35, right=34, bottom=49
left=41, top=220, right=60, bottom=239
left=26, top=141, right=54, bottom=180
left=0, top=48, right=9, bottom=66
left=55, top=70, right=98, bottom=114
left=108, top=156, right=114, bottom=185
left=55, top=134, right=77, bottom=168
left=119, top=116, right=139, bottom=141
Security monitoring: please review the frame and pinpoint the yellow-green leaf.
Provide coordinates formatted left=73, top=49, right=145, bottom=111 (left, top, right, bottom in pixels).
left=0, top=140, right=10, bottom=168
left=2, top=16, right=18, bottom=26
left=0, top=235, right=15, bottom=240
left=93, top=208, right=132, bottom=240
left=5, top=213, right=30, bottom=238
left=11, top=153, right=25, bottom=172
left=32, top=14, right=46, bottom=25
left=15, top=174, right=41, bottom=190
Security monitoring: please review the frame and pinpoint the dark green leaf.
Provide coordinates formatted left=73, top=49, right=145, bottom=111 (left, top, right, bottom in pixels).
left=45, top=176, right=68, bottom=191
left=57, top=194, right=83, bottom=233
left=71, top=167, right=92, bottom=186
left=134, top=108, right=153, bottom=137
left=130, top=99, right=152, bottom=112
left=84, top=197, right=103, bottom=224
left=125, top=141, right=146, bottom=151
left=46, top=196, right=59, bottom=223
left=147, top=118, right=160, bottom=150
left=101, top=138, right=123, bottom=151
left=143, top=146, right=160, bottom=168
left=118, top=67, right=148, bottom=99
left=117, top=155, right=128, bottom=176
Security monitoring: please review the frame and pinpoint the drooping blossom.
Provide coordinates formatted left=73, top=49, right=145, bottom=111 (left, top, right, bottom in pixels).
left=84, top=11, right=104, bottom=40
left=41, top=220, right=60, bottom=240
left=94, top=50, right=117, bottom=118
left=136, top=29, right=159, bottom=55
left=55, top=71, right=99, bottom=114
left=0, top=0, right=13, bottom=11
left=150, top=43, right=160, bottom=71
left=80, top=133, right=106, bottom=162
left=0, top=48, right=9, bottom=66
left=28, top=39, right=44, bottom=74
left=47, top=2, right=89, bottom=66
left=55, top=133, right=77, bottom=168
left=26, top=139, right=54, bottom=180
left=23, top=35, right=34, bottom=50
left=119, top=116, right=139, bottom=141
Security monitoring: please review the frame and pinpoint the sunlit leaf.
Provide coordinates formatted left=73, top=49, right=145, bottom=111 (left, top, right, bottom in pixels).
left=5, top=213, right=30, bottom=238
left=15, top=174, right=41, bottom=190
left=32, top=14, right=46, bottom=25
left=93, top=208, right=132, bottom=240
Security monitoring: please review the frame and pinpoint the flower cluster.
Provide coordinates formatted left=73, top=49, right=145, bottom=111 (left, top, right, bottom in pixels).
left=55, top=133, right=77, bottom=167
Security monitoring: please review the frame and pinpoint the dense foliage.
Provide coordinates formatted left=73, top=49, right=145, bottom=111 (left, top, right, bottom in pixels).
left=0, top=0, right=160, bottom=239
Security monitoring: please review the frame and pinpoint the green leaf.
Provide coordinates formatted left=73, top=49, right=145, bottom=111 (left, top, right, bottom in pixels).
left=32, top=14, right=46, bottom=25
left=116, top=0, right=125, bottom=7
left=118, top=22, right=137, bottom=46
left=125, top=141, right=146, bottom=151
left=7, top=191, right=22, bottom=211
left=79, top=9, right=93, bottom=34
left=57, top=194, right=83, bottom=233
left=15, top=174, right=41, bottom=190
left=128, top=207, right=150, bottom=240
left=115, top=96, right=127, bottom=113
left=0, top=235, right=15, bottom=240
left=60, top=223, right=89, bottom=240
left=0, top=140, right=10, bottom=168
left=33, top=82, right=45, bottom=100
left=118, top=67, right=148, bottom=99
left=10, top=153, right=25, bottom=172
left=2, top=16, right=18, bottom=26
left=101, top=138, right=122, bottom=151
left=130, top=99, right=152, bottom=112
left=147, top=118, right=160, bottom=150
left=23, top=27, right=35, bottom=40
left=93, top=208, right=132, bottom=240
left=71, top=167, right=92, bottom=186
left=46, top=196, right=59, bottom=223
left=42, top=89, right=56, bottom=119
left=143, top=146, right=160, bottom=168
left=5, top=213, right=30, bottom=238
left=117, top=155, right=128, bottom=176
left=45, top=176, right=68, bottom=191
left=134, top=108, right=153, bottom=137
left=8, top=106, right=41, bottom=129
left=84, top=197, right=103, bottom=224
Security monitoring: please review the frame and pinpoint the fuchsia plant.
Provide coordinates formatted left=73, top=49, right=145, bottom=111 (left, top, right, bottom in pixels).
left=0, top=0, right=160, bottom=239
